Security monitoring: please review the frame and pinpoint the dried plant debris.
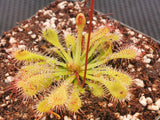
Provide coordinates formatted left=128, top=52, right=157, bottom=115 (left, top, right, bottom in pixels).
left=0, top=0, right=160, bottom=120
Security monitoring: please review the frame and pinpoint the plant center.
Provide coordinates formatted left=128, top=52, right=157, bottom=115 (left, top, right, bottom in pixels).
left=66, top=62, right=81, bottom=73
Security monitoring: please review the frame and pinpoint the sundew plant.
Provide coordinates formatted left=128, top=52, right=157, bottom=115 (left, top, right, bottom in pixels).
left=11, top=0, right=141, bottom=119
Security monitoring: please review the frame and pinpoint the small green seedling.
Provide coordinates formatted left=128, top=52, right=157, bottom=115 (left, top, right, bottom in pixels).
left=11, top=0, right=141, bottom=119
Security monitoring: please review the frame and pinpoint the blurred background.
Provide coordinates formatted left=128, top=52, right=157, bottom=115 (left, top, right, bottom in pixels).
left=0, top=0, right=160, bottom=42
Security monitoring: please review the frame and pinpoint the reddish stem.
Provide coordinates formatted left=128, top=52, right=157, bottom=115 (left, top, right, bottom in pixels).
left=82, top=0, right=94, bottom=87
left=75, top=72, right=82, bottom=87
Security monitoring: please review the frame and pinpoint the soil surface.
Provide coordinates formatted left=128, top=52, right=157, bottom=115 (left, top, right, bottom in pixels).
left=0, top=0, right=160, bottom=120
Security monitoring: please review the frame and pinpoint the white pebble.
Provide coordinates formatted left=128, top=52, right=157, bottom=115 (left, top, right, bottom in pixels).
left=1, top=39, right=6, bottom=46
left=139, top=94, right=147, bottom=106
left=41, top=116, right=46, bottom=120
left=5, top=76, right=13, bottom=83
left=68, top=2, right=73, bottom=7
left=119, top=114, right=140, bottom=120
left=58, top=1, right=67, bottom=9
left=100, top=19, right=106, bottom=24
left=152, top=84, right=157, bottom=91
left=130, top=37, right=140, bottom=43
left=64, top=116, right=72, bottom=120
left=74, top=2, right=81, bottom=10
left=73, top=114, right=77, bottom=119
left=147, top=104, right=159, bottom=111
left=108, top=103, right=113, bottom=107
left=59, top=13, right=64, bottom=16
left=146, top=54, right=154, bottom=58
left=0, top=115, right=4, bottom=120
left=93, top=17, right=97, bottom=21
left=9, top=37, right=17, bottom=44
left=95, top=118, right=100, bottom=120
left=146, top=97, right=153, bottom=104
left=31, top=34, right=36, bottom=39
left=5, top=73, right=9, bottom=77
left=131, top=68, right=135, bottom=72
left=137, top=67, right=142, bottom=72
left=43, top=10, right=52, bottom=16
left=130, top=31, right=135, bottom=35
left=0, top=103, right=7, bottom=107
left=138, top=34, right=142, bottom=38
left=148, top=87, right=152, bottom=92
left=23, top=24, right=28, bottom=28
left=28, top=31, right=32, bottom=34
left=50, top=17, right=57, bottom=22
left=145, top=64, right=152, bottom=68
left=155, top=99, right=160, bottom=108
left=134, top=79, right=144, bottom=87
left=18, top=45, right=26, bottom=49
left=69, top=9, right=73, bottom=12
left=18, top=28, right=23, bottom=31
left=92, top=21, right=96, bottom=25
left=12, top=31, right=17, bottom=35
left=34, top=46, right=39, bottom=51
left=5, top=95, right=10, bottom=100
left=143, top=55, right=151, bottom=63
left=70, top=18, right=76, bottom=25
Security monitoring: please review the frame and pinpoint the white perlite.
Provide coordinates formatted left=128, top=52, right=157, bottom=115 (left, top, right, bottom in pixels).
left=152, top=84, right=157, bottom=91
left=28, top=31, right=32, bottom=34
left=128, top=30, right=135, bottom=36
left=128, top=64, right=134, bottom=68
left=147, top=104, right=159, bottom=111
left=139, top=94, right=147, bottom=106
left=100, top=19, right=106, bottom=24
left=4, top=76, right=13, bottom=83
left=145, top=54, right=154, bottom=58
left=146, top=97, right=153, bottom=104
left=9, top=37, right=17, bottom=44
left=130, top=37, right=140, bottom=43
left=58, top=1, right=67, bottom=9
left=108, top=103, right=113, bottom=107
left=41, top=116, right=46, bottom=120
left=0, top=39, right=6, bottom=46
left=138, top=34, right=142, bottom=38
left=43, top=10, right=52, bottom=16
left=70, top=18, right=76, bottom=25
left=134, top=79, right=144, bottom=87
left=155, top=99, right=160, bottom=108
left=119, top=113, right=140, bottom=120
left=0, top=115, right=4, bottom=120
left=143, top=55, right=151, bottom=63
left=31, top=34, right=36, bottom=39
left=64, top=116, right=72, bottom=120
left=18, top=45, right=26, bottom=49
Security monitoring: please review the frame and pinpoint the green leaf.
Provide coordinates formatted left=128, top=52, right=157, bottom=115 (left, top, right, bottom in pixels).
left=14, top=50, right=47, bottom=62
left=87, top=67, right=132, bottom=86
left=65, top=34, right=76, bottom=55
left=37, top=83, right=68, bottom=113
left=43, top=29, right=61, bottom=48
left=86, top=81, right=104, bottom=97
left=43, top=29, right=72, bottom=62
left=85, top=27, right=109, bottom=47
left=104, top=81, right=128, bottom=99
left=17, top=73, right=54, bottom=96
left=67, top=90, right=82, bottom=112
left=108, top=48, right=137, bottom=60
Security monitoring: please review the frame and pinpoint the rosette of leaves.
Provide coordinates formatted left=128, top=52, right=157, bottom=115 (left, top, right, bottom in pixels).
left=12, top=13, right=140, bottom=118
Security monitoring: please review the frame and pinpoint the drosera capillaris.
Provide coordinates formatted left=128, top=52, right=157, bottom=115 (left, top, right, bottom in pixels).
left=10, top=0, right=142, bottom=119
